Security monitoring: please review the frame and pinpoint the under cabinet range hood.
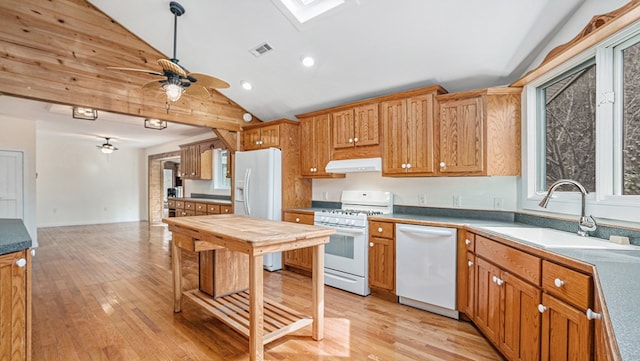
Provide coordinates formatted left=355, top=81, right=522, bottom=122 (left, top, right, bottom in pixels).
left=325, top=157, right=382, bottom=173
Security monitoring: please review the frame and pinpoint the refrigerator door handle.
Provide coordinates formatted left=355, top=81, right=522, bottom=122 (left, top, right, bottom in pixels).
left=244, top=168, right=252, bottom=216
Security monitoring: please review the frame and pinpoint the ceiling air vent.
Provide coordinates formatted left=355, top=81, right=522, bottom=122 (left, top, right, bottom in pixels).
left=250, top=42, right=274, bottom=57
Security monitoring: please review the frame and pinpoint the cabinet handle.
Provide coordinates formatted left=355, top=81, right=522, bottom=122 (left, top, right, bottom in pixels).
left=465, top=239, right=471, bottom=245
left=16, top=258, right=27, bottom=267
left=468, top=260, right=473, bottom=267
left=295, top=217, right=300, bottom=223
left=369, top=242, right=374, bottom=247
left=439, top=162, right=446, bottom=168
left=554, top=278, right=565, bottom=288
left=377, top=227, right=383, bottom=233
left=224, top=209, right=229, bottom=213
left=348, top=138, right=354, bottom=143
left=538, top=304, right=547, bottom=313
left=586, top=308, right=602, bottom=320
left=31, top=249, right=36, bottom=257
left=401, top=163, right=406, bottom=169
left=492, top=276, right=504, bottom=286
left=354, top=137, right=359, bottom=143
left=406, top=163, right=411, bottom=169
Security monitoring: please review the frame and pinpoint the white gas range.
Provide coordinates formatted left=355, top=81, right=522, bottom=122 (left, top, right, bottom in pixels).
left=314, top=190, right=393, bottom=296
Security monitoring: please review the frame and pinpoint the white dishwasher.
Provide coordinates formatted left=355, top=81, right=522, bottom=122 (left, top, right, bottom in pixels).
left=396, top=224, right=458, bottom=319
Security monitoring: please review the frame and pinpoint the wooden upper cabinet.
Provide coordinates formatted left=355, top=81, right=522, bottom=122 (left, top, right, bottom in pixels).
left=332, top=103, right=379, bottom=149
left=243, top=124, right=280, bottom=150
left=179, top=142, right=212, bottom=180
left=299, top=114, right=342, bottom=178
left=436, top=87, right=521, bottom=176
left=382, top=90, right=441, bottom=176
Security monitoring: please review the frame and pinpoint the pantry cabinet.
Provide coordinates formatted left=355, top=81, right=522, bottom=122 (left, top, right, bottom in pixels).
left=381, top=86, right=445, bottom=176
left=299, top=114, right=343, bottom=178
left=0, top=249, right=31, bottom=361
left=368, top=220, right=396, bottom=300
left=282, top=210, right=314, bottom=275
left=436, top=87, right=521, bottom=176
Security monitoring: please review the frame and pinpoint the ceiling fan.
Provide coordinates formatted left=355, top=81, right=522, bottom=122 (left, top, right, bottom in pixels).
left=108, top=1, right=230, bottom=103
left=97, top=137, right=118, bottom=154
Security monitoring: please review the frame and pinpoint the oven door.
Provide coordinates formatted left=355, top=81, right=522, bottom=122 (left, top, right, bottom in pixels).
left=320, top=224, right=367, bottom=277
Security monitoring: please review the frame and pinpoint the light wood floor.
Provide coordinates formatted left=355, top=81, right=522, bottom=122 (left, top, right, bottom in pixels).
left=32, top=222, right=503, bottom=361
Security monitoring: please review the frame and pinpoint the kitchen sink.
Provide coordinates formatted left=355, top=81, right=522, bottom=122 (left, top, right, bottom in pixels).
left=482, top=226, right=639, bottom=250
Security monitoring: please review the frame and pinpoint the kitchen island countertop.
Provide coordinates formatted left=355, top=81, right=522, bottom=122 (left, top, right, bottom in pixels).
left=0, top=218, right=32, bottom=255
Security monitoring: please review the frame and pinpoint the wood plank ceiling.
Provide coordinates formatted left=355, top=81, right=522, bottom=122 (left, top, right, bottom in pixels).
left=0, top=0, right=253, bottom=131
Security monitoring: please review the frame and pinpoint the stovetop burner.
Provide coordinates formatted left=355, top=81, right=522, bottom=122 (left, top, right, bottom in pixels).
left=317, top=209, right=385, bottom=216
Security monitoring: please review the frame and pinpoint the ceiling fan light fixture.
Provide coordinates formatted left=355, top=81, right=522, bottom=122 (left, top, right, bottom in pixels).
left=97, top=137, right=118, bottom=154
left=145, top=118, right=168, bottom=130
left=163, top=83, right=184, bottom=102
left=72, top=106, right=98, bottom=120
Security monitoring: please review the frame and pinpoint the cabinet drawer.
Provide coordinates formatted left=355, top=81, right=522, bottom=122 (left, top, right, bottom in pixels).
left=195, top=203, right=207, bottom=212
left=283, top=212, right=314, bottom=225
left=370, top=221, right=394, bottom=239
left=184, top=202, right=195, bottom=210
left=168, top=199, right=176, bottom=208
left=462, top=232, right=475, bottom=252
left=476, top=235, right=541, bottom=285
left=207, top=204, right=221, bottom=214
left=175, top=200, right=184, bottom=209
left=542, top=260, right=592, bottom=310
left=220, top=205, right=232, bottom=214
left=177, top=209, right=195, bottom=217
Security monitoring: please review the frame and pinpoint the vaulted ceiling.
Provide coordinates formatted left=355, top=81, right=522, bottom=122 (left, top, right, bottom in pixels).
left=1, top=0, right=628, bottom=148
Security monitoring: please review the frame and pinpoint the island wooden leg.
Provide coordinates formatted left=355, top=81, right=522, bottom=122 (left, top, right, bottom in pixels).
left=312, top=243, right=325, bottom=341
left=171, top=237, right=182, bottom=313
left=249, top=254, right=264, bottom=361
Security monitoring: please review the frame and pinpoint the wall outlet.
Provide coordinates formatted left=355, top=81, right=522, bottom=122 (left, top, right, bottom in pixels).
left=493, top=197, right=504, bottom=210
left=418, top=194, right=427, bottom=206
left=453, top=195, right=462, bottom=208
left=323, top=191, right=329, bottom=200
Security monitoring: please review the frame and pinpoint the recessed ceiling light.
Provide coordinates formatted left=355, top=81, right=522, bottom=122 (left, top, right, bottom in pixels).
left=302, top=56, right=315, bottom=67
left=241, top=80, right=253, bottom=90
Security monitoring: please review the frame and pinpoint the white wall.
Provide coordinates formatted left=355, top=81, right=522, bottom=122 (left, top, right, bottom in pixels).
left=0, top=114, right=38, bottom=246
left=36, top=133, right=146, bottom=227
left=313, top=173, right=518, bottom=211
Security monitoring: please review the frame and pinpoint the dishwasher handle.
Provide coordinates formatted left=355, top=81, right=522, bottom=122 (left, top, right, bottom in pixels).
left=397, top=226, right=454, bottom=237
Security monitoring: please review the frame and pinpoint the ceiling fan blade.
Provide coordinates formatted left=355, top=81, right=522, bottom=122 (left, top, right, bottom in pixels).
left=142, top=80, right=165, bottom=90
left=183, top=85, right=212, bottom=99
left=158, top=58, right=187, bottom=77
left=107, top=66, right=163, bottom=76
left=188, top=73, right=230, bottom=89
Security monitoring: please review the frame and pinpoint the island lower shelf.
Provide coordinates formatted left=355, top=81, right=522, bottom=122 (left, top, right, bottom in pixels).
left=183, top=289, right=313, bottom=345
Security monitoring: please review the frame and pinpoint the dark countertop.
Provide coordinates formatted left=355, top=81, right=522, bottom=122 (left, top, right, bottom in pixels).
left=0, top=218, right=32, bottom=255
left=369, top=213, right=639, bottom=360
left=169, top=197, right=231, bottom=204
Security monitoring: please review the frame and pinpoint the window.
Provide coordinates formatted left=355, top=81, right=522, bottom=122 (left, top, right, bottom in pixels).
left=523, top=26, right=640, bottom=222
left=214, top=149, right=231, bottom=190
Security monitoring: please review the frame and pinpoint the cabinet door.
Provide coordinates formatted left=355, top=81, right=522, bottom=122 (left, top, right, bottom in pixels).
left=300, top=116, right=317, bottom=177
left=501, top=272, right=541, bottom=361
left=353, top=103, right=379, bottom=147
left=368, top=236, right=395, bottom=292
left=258, top=124, right=280, bottom=148
left=406, top=94, right=435, bottom=174
left=457, top=251, right=475, bottom=318
left=332, top=109, right=355, bottom=149
left=283, top=212, right=314, bottom=272
left=540, top=293, right=591, bottom=361
left=438, top=96, right=484, bottom=174
left=381, top=99, right=408, bottom=174
left=243, top=128, right=263, bottom=150
left=0, top=250, right=27, bottom=361
left=475, top=257, right=501, bottom=345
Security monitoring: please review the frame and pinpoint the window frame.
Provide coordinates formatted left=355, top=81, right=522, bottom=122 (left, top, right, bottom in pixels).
left=213, top=148, right=230, bottom=190
left=521, top=21, right=640, bottom=223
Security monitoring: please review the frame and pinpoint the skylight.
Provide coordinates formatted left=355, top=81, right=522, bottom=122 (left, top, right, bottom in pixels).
left=273, top=0, right=346, bottom=25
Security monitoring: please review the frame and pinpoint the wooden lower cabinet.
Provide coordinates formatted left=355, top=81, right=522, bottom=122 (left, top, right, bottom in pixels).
left=457, top=231, right=476, bottom=319
left=368, top=221, right=395, bottom=300
left=539, top=293, right=591, bottom=361
left=0, top=249, right=31, bottom=361
left=198, top=248, right=249, bottom=297
left=282, top=211, right=314, bottom=275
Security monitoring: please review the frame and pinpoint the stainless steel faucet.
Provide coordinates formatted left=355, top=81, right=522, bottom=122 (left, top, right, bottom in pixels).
left=539, top=179, right=597, bottom=237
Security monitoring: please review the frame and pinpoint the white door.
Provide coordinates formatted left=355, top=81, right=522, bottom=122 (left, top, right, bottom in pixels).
left=0, top=150, right=24, bottom=218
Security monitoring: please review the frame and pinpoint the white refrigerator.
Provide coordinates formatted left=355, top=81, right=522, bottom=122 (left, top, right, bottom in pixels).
left=234, top=148, right=283, bottom=271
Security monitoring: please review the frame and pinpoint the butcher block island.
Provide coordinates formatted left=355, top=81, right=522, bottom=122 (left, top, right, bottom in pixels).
left=163, top=214, right=334, bottom=361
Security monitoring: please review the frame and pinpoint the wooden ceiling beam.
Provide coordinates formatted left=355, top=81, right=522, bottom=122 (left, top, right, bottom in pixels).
left=0, top=0, right=258, bottom=131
